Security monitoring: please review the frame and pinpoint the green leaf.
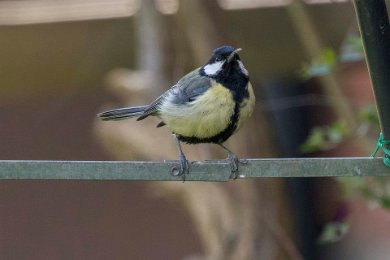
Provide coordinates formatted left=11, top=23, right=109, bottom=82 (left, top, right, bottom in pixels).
left=300, top=127, right=326, bottom=153
left=361, top=186, right=376, bottom=200
left=381, top=196, right=390, bottom=208
left=317, top=221, right=349, bottom=244
left=358, top=105, right=380, bottom=127
left=301, top=121, right=349, bottom=154
left=300, top=48, right=337, bottom=79
left=328, top=121, right=348, bottom=143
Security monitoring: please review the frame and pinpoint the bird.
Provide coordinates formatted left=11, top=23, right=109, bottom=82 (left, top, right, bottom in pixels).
left=98, top=45, right=255, bottom=179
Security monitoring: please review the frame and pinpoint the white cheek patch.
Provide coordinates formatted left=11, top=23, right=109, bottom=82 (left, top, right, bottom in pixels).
left=238, top=60, right=249, bottom=76
left=203, top=61, right=224, bottom=76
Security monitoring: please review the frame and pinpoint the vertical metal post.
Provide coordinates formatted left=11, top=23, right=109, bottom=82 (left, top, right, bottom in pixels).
left=354, top=1, right=390, bottom=140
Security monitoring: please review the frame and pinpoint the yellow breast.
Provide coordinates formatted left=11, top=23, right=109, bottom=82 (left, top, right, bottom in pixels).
left=159, top=82, right=235, bottom=138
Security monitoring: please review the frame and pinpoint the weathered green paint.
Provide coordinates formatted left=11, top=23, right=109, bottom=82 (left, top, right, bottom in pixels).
left=240, top=158, right=389, bottom=178
left=0, top=158, right=388, bottom=181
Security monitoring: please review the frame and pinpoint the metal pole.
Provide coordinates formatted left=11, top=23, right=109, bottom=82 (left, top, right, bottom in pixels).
left=354, top=1, right=390, bottom=140
left=0, top=158, right=389, bottom=181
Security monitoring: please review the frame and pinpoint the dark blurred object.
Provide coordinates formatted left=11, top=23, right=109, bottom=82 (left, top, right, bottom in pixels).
left=263, top=78, right=319, bottom=259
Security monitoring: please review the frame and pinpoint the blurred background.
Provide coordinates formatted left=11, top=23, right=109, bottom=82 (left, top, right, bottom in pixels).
left=1, top=0, right=390, bottom=259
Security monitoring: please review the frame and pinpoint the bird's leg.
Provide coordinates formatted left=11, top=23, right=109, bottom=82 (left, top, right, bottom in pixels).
left=218, top=143, right=240, bottom=179
left=171, top=135, right=189, bottom=181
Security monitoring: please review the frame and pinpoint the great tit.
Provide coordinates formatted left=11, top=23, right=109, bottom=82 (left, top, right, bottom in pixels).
left=98, top=46, right=255, bottom=179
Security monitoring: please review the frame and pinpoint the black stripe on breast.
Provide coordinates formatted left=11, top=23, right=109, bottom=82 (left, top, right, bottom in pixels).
left=177, top=102, right=239, bottom=144
left=178, top=63, right=248, bottom=144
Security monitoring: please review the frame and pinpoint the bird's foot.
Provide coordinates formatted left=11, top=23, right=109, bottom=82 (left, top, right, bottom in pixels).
left=171, top=153, right=189, bottom=181
left=227, top=152, right=240, bottom=179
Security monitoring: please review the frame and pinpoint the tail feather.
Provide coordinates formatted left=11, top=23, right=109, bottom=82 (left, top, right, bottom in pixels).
left=98, top=105, right=148, bottom=121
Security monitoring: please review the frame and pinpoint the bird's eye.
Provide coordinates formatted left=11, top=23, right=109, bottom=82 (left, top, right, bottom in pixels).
left=215, top=57, right=222, bottom=62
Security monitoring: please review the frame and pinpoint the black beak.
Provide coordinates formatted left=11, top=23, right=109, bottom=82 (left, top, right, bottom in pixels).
left=227, top=48, right=242, bottom=63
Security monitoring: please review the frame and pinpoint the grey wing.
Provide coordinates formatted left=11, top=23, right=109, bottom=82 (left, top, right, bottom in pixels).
left=172, top=68, right=212, bottom=104
left=137, top=68, right=211, bottom=121
left=136, top=92, right=167, bottom=120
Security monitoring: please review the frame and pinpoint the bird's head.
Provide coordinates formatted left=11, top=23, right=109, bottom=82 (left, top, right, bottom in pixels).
left=201, top=45, right=248, bottom=78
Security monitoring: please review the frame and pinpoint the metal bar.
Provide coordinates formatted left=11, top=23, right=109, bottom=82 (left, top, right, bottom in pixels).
left=0, top=158, right=388, bottom=181
left=354, top=1, right=390, bottom=140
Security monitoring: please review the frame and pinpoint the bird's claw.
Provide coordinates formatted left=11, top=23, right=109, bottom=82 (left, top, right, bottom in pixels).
left=240, top=159, right=249, bottom=164
left=171, top=154, right=189, bottom=181
left=227, top=153, right=240, bottom=179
